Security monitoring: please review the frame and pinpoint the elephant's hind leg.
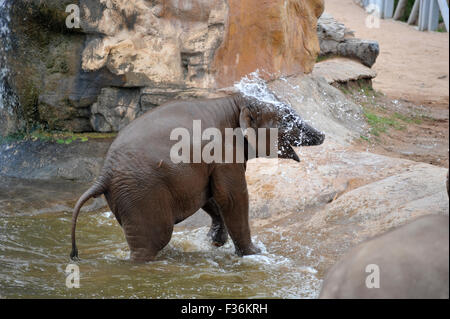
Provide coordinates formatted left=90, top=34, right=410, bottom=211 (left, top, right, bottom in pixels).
left=203, top=198, right=228, bottom=247
left=119, top=198, right=174, bottom=263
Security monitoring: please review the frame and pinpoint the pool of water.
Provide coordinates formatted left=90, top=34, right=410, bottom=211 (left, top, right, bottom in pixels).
left=0, top=208, right=322, bottom=299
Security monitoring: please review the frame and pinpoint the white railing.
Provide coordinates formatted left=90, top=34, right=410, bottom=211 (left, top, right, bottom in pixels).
left=360, top=0, right=449, bottom=31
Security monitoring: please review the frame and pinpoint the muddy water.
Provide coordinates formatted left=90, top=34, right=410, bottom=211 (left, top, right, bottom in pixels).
left=0, top=207, right=321, bottom=298
left=0, top=175, right=322, bottom=298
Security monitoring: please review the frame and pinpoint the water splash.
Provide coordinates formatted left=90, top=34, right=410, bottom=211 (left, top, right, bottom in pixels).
left=234, top=70, right=303, bottom=130
left=233, top=70, right=325, bottom=149
left=234, top=70, right=286, bottom=108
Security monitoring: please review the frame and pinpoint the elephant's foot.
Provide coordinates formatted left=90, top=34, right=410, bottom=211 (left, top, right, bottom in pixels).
left=235, top=243, right=261, bottom=257
left=207, top=223, right=228, bottom=247
left=129, top=248, right=157, bottom=263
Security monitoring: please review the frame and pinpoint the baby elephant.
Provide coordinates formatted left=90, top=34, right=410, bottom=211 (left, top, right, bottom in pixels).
left=319, top=215, right=449, bottom=299
left=70, top=93, right=325, bottom=262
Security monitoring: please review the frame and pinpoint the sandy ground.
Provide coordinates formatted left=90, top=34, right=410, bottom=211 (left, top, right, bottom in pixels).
left=324, top=0, right=449, bottom=106
left=349, top=90, right=449, bottom=167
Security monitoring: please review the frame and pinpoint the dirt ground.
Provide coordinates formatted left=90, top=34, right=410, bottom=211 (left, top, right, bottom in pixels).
left=324, top=0, right=449, bottom=168
left=346, top=86, right=449, bottom=168
left=324, top=0, right=449, bottom=105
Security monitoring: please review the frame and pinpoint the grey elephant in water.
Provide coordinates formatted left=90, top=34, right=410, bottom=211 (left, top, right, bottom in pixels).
left=320, top=215, right=449, bottom=299
left=70, top=93, right=325, bottom=262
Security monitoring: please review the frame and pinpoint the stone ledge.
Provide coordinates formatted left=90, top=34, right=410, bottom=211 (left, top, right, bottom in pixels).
left=312, top=57, right=377, bottom=84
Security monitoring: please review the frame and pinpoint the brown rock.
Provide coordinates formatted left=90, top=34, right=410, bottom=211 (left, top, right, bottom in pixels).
left=212, top=0, right=324, bottom=87
left=80, top=0, right=228, bottom=89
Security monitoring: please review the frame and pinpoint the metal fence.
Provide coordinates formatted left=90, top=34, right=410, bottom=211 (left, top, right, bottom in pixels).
left=360, top=0, right=449, bottom=31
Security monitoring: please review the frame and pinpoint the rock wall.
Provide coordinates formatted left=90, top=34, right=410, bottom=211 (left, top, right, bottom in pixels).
left=0, top=0, right=325, bottom=135
left=80, top=0, right=229, bottom=89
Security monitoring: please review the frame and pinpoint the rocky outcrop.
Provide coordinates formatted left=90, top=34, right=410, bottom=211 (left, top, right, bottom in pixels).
left=0, top=0, right=325, bottom=135
left=244, top=141, right=449, bottom=287
left=317, top=13, right=379, bottom=67
left=312, top=57, right=377, bottom=85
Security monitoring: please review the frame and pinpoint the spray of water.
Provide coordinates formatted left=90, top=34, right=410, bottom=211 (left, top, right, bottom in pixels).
left=233, top=70, right=324, bottom=149
left=234, top=70, right=286, bottom=107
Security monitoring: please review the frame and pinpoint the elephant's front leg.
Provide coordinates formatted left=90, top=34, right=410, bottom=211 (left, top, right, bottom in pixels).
left=210, top=165, right=261, bottom=256
left=203, top=198, right=228, bottom=247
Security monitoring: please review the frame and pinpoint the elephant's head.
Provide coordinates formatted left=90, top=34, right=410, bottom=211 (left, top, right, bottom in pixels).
left=238, top=95, right=325, bottom=162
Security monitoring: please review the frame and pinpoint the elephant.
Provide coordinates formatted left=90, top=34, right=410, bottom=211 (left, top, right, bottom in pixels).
left=70, top=93, right=325, bottom=262
left=319, top=215, right=449, bottom=299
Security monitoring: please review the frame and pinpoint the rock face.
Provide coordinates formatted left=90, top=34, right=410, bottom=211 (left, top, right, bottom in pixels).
left=90, top=88, right=141, bottom=133
left=0, top=0, right=325, bottom=135
left=1, top=0, right=128, bottom=133
left=80, top=0, right=229, bottom=89
left=317, top=12, right=379, bottom=67
left=89, top=86, right=225, bottom=132
left=213, top=0, right=324, bottom=87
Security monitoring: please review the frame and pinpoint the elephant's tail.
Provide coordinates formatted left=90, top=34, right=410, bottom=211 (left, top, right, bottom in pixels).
left=70, top=177, right=108, bottom=260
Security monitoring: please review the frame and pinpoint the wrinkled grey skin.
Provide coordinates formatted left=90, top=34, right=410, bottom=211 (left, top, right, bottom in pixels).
left=71, top=93, right=325, bottom=262
left=320, top=215, right=449, bottom=299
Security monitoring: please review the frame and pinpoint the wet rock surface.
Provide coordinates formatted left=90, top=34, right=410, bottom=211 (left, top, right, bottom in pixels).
left=0, top=176, right=106, bottom=217
left=247, top=142, right=449, bottom=273
left=0, top=138, right=111, bottom=181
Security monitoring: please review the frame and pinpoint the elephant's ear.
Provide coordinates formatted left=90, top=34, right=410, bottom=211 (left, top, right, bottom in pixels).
left=239, top=107, right=254, bottom=136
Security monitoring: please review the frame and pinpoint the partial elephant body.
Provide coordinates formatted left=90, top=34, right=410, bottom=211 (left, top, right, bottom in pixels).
left=319, top=215, right=449, bottom=299
left=71, top=94, right=325, bottom=262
